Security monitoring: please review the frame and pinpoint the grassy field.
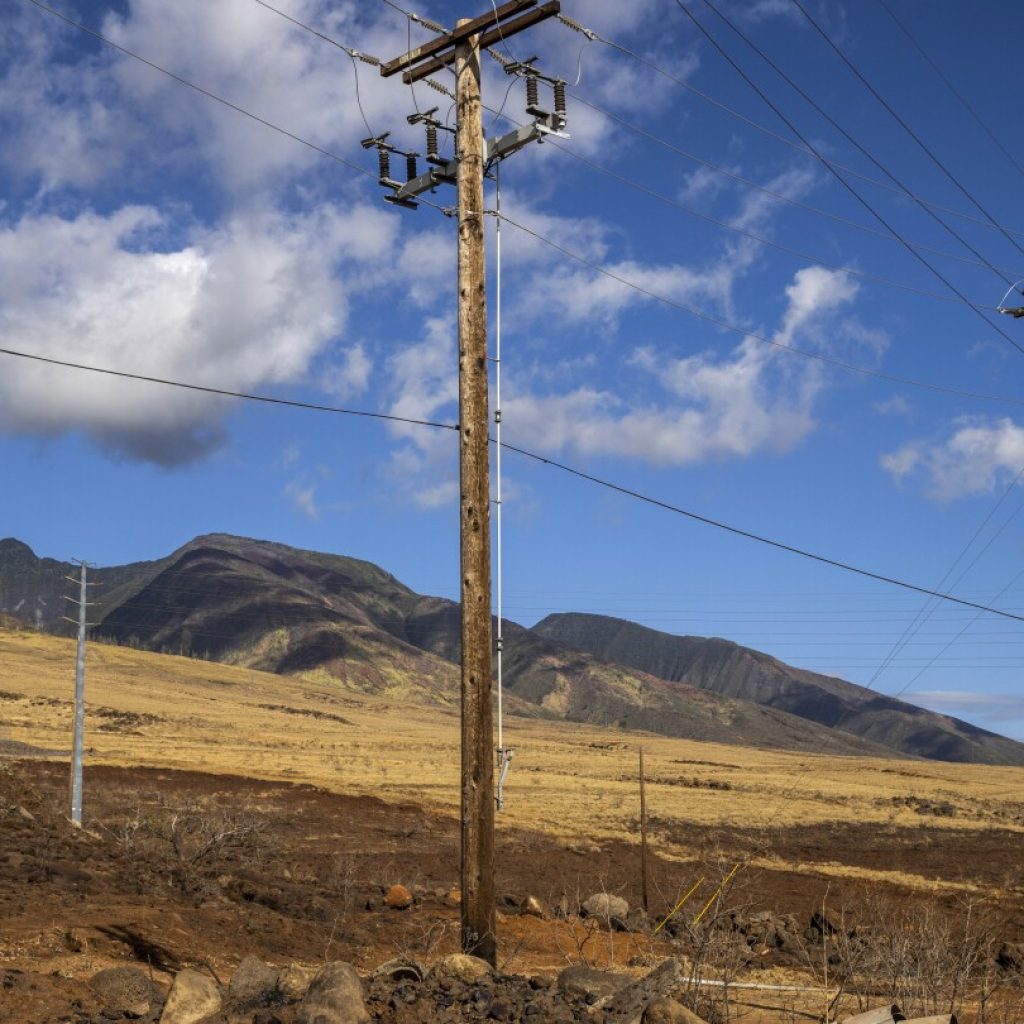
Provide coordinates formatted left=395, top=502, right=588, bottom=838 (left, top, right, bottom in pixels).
left=3, top=625, right=1024, bottom=894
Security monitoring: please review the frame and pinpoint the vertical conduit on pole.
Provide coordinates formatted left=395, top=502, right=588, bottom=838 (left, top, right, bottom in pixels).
left=495, top=161, right=513, bottom=812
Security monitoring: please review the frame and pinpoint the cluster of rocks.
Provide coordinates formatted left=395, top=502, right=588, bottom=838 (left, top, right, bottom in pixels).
left=77, top=952, right=714, bottom=1024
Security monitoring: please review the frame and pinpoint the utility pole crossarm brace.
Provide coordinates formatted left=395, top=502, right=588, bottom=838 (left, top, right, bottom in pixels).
left=380, top=1, right=560, bottom=84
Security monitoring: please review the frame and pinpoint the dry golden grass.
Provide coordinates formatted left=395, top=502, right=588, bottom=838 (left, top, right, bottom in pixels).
left=3, top=626, right=1024, bottom=894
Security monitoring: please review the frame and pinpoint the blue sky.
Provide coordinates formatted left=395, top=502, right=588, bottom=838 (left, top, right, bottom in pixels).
left=3, top=0, right=1024, bottom=737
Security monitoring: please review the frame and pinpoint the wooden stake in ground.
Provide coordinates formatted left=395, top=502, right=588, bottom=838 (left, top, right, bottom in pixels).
left=455, top=19, right=496, bottom=966
left=639, top=746, right=649, bottom=913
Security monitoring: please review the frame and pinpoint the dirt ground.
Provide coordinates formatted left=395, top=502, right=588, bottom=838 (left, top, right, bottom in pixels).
left=3, top=757, right=1024, bottom=1023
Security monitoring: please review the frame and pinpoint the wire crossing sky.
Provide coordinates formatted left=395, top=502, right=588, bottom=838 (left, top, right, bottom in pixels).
left=3, top=0, right=1024, bottom=737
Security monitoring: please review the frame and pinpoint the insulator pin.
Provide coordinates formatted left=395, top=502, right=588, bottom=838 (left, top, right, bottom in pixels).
left=378, top=148, right=391, bottom=184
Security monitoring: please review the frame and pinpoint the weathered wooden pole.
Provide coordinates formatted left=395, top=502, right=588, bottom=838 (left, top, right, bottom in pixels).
left=455, top=17, right=496, bottom=966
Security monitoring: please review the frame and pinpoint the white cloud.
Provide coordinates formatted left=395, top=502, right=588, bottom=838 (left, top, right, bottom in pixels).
left=0, top=200, right=400, bottom=464
left=498, top=265, right=858, bottom=466
left=882, top=418, right=1024, bottom=500
left=322, top=343, right=372, bottom=402
left=284, top=478, right=318, bottom=519
left=875, top=395, right=911, bottom=416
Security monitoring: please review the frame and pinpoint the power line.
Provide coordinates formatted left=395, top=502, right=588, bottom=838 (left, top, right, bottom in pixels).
left=674, top=0, right=1024, bottom=359
left=566, top=92, right=1024, bottom=279
left=874, top=0, right=1024, bottom=184
left=9, top=345, right=1024, bottom=626
left=24, top=0, right=372, bottom=182
left=791, top=0, right=1024, bottom=267
left=542, top=133, right=999, bottom=310
left=555, top=12, right=1024, bottom=242
left=499, top=438, right=1024, bottom=624
left=0, top=347, right=457, bottom=432
left=493, top=210, right=1024, bottom=405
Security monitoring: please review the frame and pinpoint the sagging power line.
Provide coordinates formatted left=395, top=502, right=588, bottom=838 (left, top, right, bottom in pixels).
left=6, top=346, right=1024, bottom=627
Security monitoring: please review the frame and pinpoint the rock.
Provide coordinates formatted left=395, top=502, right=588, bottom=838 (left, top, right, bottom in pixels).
left=90, top=966, right=159, bottom=1020
left=297, top=962, right=368, bottom=1024
left=277, top=964, right=316, bottom=1003
left=643, top=997, right=708, bottom=1024
left=432, top=954, right=494, bottom=985
left=384, top=884, right=413, bottom=910
left=160, top=969, right=221, bottom=1024
left=602, top=958, right=683, bottom=1019
left=15, top=805, right=35, bottom=822
left=521, top=895, right=548, bottom=919
left=229, top=955, right=279, bottom=1008
left=581, top=893, right=630, bottom=926
left=556, top=966, right=631, bottom=1002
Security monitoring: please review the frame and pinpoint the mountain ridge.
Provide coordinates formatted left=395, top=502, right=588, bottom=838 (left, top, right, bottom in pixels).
left=2, top=533, right=1019, bottom=764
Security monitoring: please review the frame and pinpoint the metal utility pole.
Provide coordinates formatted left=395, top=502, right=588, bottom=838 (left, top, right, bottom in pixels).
left=639, top=746, right=649, bottom=914
left=62, top=560, right=93, bottom=827
left=380, top=0, right=565, bottom=967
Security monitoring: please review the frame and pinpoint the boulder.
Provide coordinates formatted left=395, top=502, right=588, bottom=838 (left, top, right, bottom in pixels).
left=384, top=884, right=413, bottom=910
left=581, top=893, right=629, bottom=927
left=431, top=953, right=494, bottom=985
left=644, top=997, right=708, bottom=1024
left=159, top=969, right=221, bottom=1024
left=556, top=965, right=631, bottom=1002
left=297, top=961, right=369, bottom=1024
left=90, top=966, right=160, bottom=1020
left=229, top=955, right=279, bottom=1008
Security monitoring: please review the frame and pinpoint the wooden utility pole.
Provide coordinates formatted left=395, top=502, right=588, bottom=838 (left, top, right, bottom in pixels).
left=455, top=20, right=496, bottom=965
left=380, top=0, right=564, bottom=967
left=639, top=746, right=649, bottom=914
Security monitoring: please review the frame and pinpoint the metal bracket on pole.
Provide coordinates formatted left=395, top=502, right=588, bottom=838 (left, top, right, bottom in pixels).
left=496, top=746, right=515, bottom=811
left=394, top=114, right=569, bottom=202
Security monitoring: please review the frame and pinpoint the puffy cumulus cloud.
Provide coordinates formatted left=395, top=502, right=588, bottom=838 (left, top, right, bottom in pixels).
left=382, top=265, right=863, bottom=489
left=2, top=0, right=417, bottom=192
left=498, top=266, right=859, bottom=466
left=0, top=199, right=399, bottom=464
left=882, top=418, right=1024, bottom=500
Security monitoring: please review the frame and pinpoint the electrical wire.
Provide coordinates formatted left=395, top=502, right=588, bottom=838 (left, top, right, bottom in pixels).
left=24, top=0, right=373, bottom=178
left=24, top=0, right=454, bottom=217
left=491, top=210, right=1024, bottom=405
left=556, top=13, right=1024, bottom=242
left=675, top=0, right=1024, bottom=358
left=791, top=0, right=1024, bottom=269
left=565, top=92, right=1024, bottom=279
left=0, top=347, right=457, bottom=432
left=696, top=0, right=1017, bottom=290
left=542, top=135, right=999, bottom=310
left=866, top=467, right=1024, bottom=690
left=7, top=345, right=1024, bottom=626
left=874, top=0, right=1024, bottom=183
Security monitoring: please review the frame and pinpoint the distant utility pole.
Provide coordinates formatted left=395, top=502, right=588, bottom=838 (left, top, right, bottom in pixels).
left=380, top=0, right=565, bottom=966
left=639, top=746, right=649, bottom=914
left=62, top=560, right=95, bottom=827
